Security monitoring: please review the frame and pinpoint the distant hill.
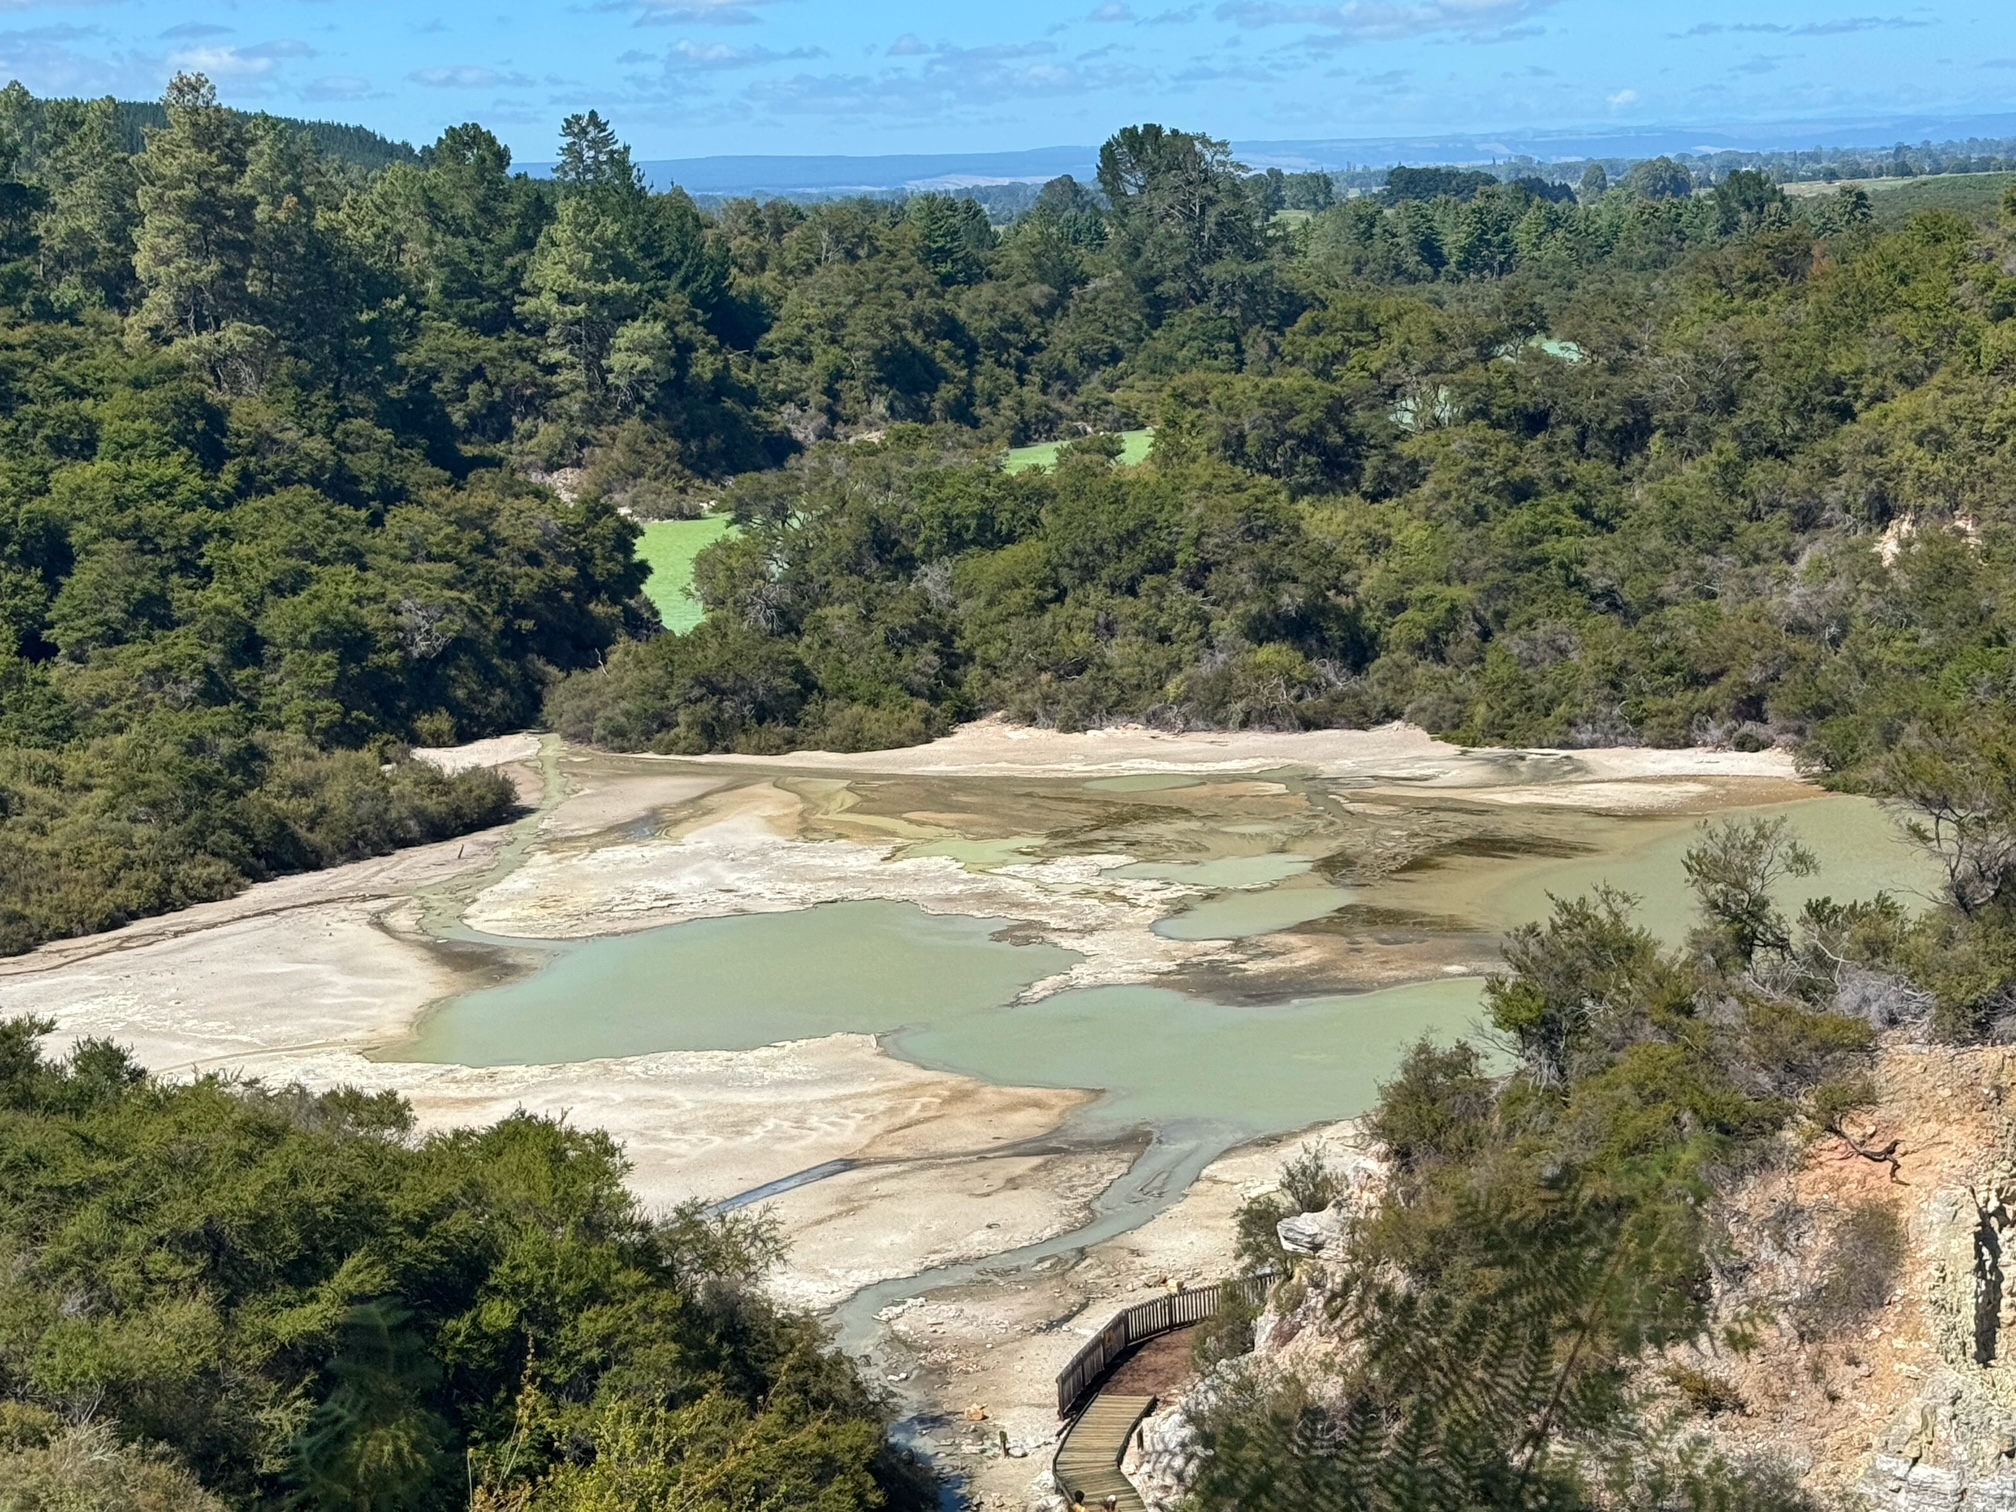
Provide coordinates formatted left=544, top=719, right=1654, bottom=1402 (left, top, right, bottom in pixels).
left=630, top=146, right=1096, bottom=197
left=510, top=110, right=2016, bottom=199
left=1, top=90, right=419, bottom=173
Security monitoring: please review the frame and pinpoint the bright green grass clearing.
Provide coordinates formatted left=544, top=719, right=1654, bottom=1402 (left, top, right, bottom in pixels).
left=1003, top=428, right=1155, bottom=474
left=636, top=516, right=737, bottom=633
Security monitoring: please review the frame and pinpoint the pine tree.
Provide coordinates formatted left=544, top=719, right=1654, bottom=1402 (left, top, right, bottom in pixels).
left=554, top=110, right=641, bottom=199
left=35, top=96, right=140, bottom=310
left=133, top=73, right=255, bottom=343
left=520, top=195, right=646, bottom=411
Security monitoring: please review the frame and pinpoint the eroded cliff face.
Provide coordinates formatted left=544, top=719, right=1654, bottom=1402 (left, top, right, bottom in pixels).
left=1678, top=1042, right=2016, bottom=1509
left=1123, top=1041, right=2016, bottom=1512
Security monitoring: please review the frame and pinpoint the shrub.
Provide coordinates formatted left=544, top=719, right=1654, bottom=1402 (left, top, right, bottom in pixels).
left=1798, top=1200, right=1908, bottom=1335
left=1663, top=1364, right=1748, bottom=1418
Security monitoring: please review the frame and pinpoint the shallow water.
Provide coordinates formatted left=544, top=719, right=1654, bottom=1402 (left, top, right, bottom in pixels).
left=1153, top=883, right=1359, bottom=941
left=1359, top=796, right=1939, bottom=942
left=1084, top=774, right=1203, bottom=794
left=397, top=903, right=1077, bottom=1065
left=396, top=791, right=1939, bottom=1144
left=893, top=977, right=1484, bottom=1133
left=1108, top=855, right=1312, bottom=888
left=398, top=896, right=1483, bottom=1138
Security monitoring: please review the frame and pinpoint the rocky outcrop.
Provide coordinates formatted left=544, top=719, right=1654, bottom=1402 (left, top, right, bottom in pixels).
left=1126, top=1363, right=1237, bottom=1512
left=1276, top=1205, right=1350, bottom=1256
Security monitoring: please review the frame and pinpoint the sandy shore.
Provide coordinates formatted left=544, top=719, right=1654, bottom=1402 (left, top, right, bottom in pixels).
left=681, top=715, right=1801, bottom=789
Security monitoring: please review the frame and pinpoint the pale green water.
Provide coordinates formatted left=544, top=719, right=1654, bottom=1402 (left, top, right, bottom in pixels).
left=1110, top=856, right=1312, bottom=887
left=395, top=794, right=1938, bottom=1143
left=400, top=904, right=1076, bottom=1065
left=636, top=517, right=737, bottom=633
left=894, top=978, right=1483, bottom=1131
left=397, top=897, right=1483, bottom=1137
left=1085, top=774, right=1202, bottom=793
left=1154, top=883, right=1359, bottom=941
left=895, top=835, right=1048, bottom=869
left=1365, top=796, right=1939, bottom=942
left=1004, top=428, right=1155, bottom=474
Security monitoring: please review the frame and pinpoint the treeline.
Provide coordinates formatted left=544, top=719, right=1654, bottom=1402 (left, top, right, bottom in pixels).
left=4, top=71, right=2016, bottom=955
left=1330, top=133, right=2016, bottom=195
left=0, top=80, right=419, bottom=171
left=550, top=140, right=2016, bottom=785
left=0, top=1018, right=926, bottom=1511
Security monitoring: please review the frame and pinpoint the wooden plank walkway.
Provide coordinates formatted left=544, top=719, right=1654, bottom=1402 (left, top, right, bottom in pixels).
left=1054, top=1394, right=1154, bottom=1511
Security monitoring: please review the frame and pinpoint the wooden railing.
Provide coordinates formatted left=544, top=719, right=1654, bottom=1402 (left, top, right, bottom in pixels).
left=1055, top=1274, right=1275, bottom=1417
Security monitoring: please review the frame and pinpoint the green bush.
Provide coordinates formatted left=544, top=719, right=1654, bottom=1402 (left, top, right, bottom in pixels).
left=1798, top=1200, right=1909, bottom=1336
left=0, top=1021, right=925, bottom=1512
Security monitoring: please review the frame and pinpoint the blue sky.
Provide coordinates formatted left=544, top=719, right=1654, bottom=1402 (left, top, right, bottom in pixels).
left=0, top=0, right=2008, bottom=160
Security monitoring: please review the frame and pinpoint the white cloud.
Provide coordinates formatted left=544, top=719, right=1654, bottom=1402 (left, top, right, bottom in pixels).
left=1606, top=87, right=1638, bottom=109
left=661, top=38, right=824, bottom=70
left=1679, top=16, right=1928, bottom=38
left=168, top=39, right=313, bottom=80
left=1214, top=0, right=1557, bottom=40
left=409, top=64, right=536, bottom=87
left=886, top=33, right=929, bottom=56
left=623, top=0, right=780, bottom=26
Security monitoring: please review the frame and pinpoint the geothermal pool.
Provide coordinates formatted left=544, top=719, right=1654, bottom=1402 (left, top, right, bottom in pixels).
left=393, top=791, right=1935, bottom=1143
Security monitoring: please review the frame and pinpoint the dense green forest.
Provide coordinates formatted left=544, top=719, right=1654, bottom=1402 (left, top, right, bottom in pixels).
left=0, top=81, right=421, bottom=171
left=3, top=75, right=2015, bottom=958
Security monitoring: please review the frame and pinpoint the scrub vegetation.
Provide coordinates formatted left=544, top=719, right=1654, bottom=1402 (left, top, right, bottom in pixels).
left=0, top=1018, right=928, bottom=1512
left=1195, top=818, right=1921, bottom=1510
left=6, top=66, right=2016, bottom=1509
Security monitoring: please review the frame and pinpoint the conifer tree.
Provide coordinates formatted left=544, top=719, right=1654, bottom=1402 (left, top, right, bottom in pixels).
left=554, top=109, right=641, bottom=200
left=36, top=96, right=139, bottom=310
left=133, top=73, right=255, bottom=343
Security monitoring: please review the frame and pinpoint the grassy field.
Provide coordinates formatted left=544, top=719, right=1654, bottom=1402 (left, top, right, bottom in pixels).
left=1785, top=171, right=2016, bottom=224
left=1003, top=428, right=1155, bottom=474
left=636, top=516, right=737, bottom=633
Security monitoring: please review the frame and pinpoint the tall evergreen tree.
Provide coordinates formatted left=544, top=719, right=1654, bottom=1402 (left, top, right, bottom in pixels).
left=1095, top=123, right=1263, bottom=313
left=132, top=73, right=256, bottom=346
left=554, top=109, right=641, bottom=199
left=34, top=96, right=140, bottom=310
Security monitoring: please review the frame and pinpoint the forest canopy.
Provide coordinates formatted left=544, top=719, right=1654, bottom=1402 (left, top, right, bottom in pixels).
left=1, top=73, right=2015, bottom=962
left=0, top=1018, right=927, bottom=1512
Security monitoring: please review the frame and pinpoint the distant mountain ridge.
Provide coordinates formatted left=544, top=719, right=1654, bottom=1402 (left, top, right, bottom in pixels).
left=514, top=109, right=2016, bottom=197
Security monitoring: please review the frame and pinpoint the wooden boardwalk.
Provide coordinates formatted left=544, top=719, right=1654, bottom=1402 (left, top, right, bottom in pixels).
left=1050, top=1274, right=1272, bottom=1510
left=1053, top=1393, right=1155, bottom=1512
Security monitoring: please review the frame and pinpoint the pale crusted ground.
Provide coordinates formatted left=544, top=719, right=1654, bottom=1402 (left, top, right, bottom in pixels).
left=0, top=721, right=1846, bottom=1510
left=679, top=715, right=1801, bottom=790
